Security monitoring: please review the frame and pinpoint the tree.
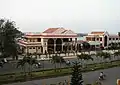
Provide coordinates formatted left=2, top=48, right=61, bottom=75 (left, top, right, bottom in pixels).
left=96, top=52, right=111, bottom=67
left=71, top=61, right=83, bottom=85
left=114, top=51, right=120, bottom=60
left=17, top=55, right=39, bottom=78
left=17, top=56, right=27, bottom=79
left=83, top=54, right=93, bottom=68
left=77, top=53, right=86, bottom=68
left=82, top=42, right=91, bottom=54
left=0, top=19, right=23, bottom=60
left=51, top=54, right=65, bottom=72
left=118, top=32, right=120, bottom=37
left=64, top=42, right=71, bottom=56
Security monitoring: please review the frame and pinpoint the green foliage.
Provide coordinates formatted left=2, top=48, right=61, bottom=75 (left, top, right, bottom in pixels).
left=51, top=54, right=65, bottom=63
left=82, top=42, right=90, bottom=50
left=71, top=61, right=83, bottom=85
left=96, top=52, right=111, bottom=59
left=17, top=56, right=38, bottom=68
left=77, top=53, right=93, bottom=60
left=118, top=32, right=120, bottom=36
left=0, top=60, right=120, bottom=84
left=0, top=19, right=23, bottom=59
left=114, top=51, right=120, bottom=56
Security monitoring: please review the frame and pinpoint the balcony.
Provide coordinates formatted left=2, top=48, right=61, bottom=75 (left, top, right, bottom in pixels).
left=18, top=40, right=41, bottom=46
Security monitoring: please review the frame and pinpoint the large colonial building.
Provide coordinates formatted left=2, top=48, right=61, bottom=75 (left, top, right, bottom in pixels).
left=18, top=28, right=78, bottom=54
left=85, top=31, right=120, bottom=48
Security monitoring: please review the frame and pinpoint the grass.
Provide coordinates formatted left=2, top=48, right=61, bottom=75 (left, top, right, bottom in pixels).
left=0, top=60, right=120, bottom=84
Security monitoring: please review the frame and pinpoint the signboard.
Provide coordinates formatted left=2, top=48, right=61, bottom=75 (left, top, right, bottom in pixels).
left=117, top=79, right=120, bottom=85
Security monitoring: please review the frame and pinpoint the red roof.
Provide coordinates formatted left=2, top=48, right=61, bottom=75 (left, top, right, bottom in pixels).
left=43, top=28, right=59, bottom=33
left=91, top=32, right=104, bottom=35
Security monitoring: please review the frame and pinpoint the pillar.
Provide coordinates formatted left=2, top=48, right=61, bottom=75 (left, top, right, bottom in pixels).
left=61, top=39, right=63, bottom=52
left=27, top=46, right=29, bottom=54
left=54, top=39, right=56, bottom=53
left=75, top=38, right=77, bottom=51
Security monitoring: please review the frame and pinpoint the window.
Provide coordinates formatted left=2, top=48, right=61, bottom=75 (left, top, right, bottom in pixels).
left=86, top=37, right=91, bottom=41
left=97, top=38, right=99, bottom=41
left=38, top=47, right=40, bottom=49
left=75, top=38, right=77, bottom=42
left=116, top=38, right=118, bottom=40
left=33, top=47, right=35, bottom=49
left=29, top=47, right=32, bottom=49
left=92, top=38, right=95, bottom=41
left=37, top=38, right=41, bottom=42
left=100, top=38, right=102, bottom=41
left=113, top=38, right=115, bottom=40
left=109, top=38, right=111, bottom=40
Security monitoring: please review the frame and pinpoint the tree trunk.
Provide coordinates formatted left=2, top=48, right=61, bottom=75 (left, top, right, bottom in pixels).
left=23, top=66, right=26, bottom=80
left=59, top=62, right=61, bottom=72
left=54, top=62, right=57, bottom=72
left=42, top=60, right=44, bottom=73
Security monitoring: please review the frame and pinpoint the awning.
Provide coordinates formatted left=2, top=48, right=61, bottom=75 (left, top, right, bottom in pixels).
left=88, top=41, right=100, bottom=45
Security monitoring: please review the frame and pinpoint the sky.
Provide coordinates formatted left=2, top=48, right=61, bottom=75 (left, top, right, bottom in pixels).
left=0, top=0, right=120, bottom=34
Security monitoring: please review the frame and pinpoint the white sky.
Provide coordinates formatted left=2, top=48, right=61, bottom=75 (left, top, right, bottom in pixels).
left=0, top=0, right=120, bottom=33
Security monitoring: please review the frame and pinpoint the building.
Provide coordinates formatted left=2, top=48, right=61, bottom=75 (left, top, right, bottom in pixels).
left=85, top=31, right=120, bottom=49
left=18, top=28, right=78, bottom=54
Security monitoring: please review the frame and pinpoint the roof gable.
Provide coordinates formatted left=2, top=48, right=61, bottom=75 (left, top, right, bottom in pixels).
left=43, top=28, right=59, bottom=33
left=63, top=30, right=76, bottom=34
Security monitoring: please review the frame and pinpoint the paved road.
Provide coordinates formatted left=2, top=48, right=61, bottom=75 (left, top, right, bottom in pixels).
left=4, top=67, right=120, bottom=85
left=0, top=54, right=119, bottom=74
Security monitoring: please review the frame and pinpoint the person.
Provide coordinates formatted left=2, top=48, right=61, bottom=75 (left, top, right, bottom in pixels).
left=66, top=60, right=70, bottom=64
left=99, top=72, right=104, bottom=80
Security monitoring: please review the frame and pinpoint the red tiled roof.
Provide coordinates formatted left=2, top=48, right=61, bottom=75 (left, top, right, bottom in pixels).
left=43, top=28, right=59, bottom=33
left=91, top=32, right=104, bottom=34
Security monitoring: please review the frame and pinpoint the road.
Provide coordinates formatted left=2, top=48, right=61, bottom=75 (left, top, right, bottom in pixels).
left=0, top=54, right=119, bottom=74
left=4, top=67, right=120, bottom=85
left=0, top=57, right=77, bottom=74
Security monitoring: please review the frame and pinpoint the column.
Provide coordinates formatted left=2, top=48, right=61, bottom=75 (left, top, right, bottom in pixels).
left=61, top=39, right=63, bottom=52
left=27, top=46, right=29, bottom=54
left=75, top=38, right=77, bottom=51
left=54, top=39, right=56, bottom=53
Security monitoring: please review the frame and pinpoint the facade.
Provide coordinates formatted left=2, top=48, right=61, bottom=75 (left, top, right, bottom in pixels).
left=85, top=31, right=120, bottom=48
left=18, top=28, right=78, bottom=54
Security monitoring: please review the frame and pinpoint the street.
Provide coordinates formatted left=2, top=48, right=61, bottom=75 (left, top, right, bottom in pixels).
left=4, top=67, right=120, bottom=85
left=0, top=53, right=119, bottom=74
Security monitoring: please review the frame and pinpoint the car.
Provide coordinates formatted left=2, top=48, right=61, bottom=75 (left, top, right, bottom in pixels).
left=35, top=62, right=41, bottom=68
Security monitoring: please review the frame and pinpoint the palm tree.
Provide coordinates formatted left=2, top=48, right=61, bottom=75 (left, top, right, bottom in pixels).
left=102, top=52, right=111, bottom=66
left=51, top=54, right=65, bottom=72
left=96, top=52, right=111, bottom=67
left=27, top=56, right=39, bottom=76
left=82, top=42, right=91, bottom=54
left=96, top=52, right=104, bottom=64
left=77, top=53, right=86, bottom=68
left=114, top=51, right=120, bottom=60
left=17, top=55, right=39, bottom=78
left=83, top=54, right=93, bottom=68
left=17, top=56, right=27, bottom=79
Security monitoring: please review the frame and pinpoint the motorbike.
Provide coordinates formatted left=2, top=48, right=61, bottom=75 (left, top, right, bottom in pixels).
left=99, top=74, right=106, bottom=80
